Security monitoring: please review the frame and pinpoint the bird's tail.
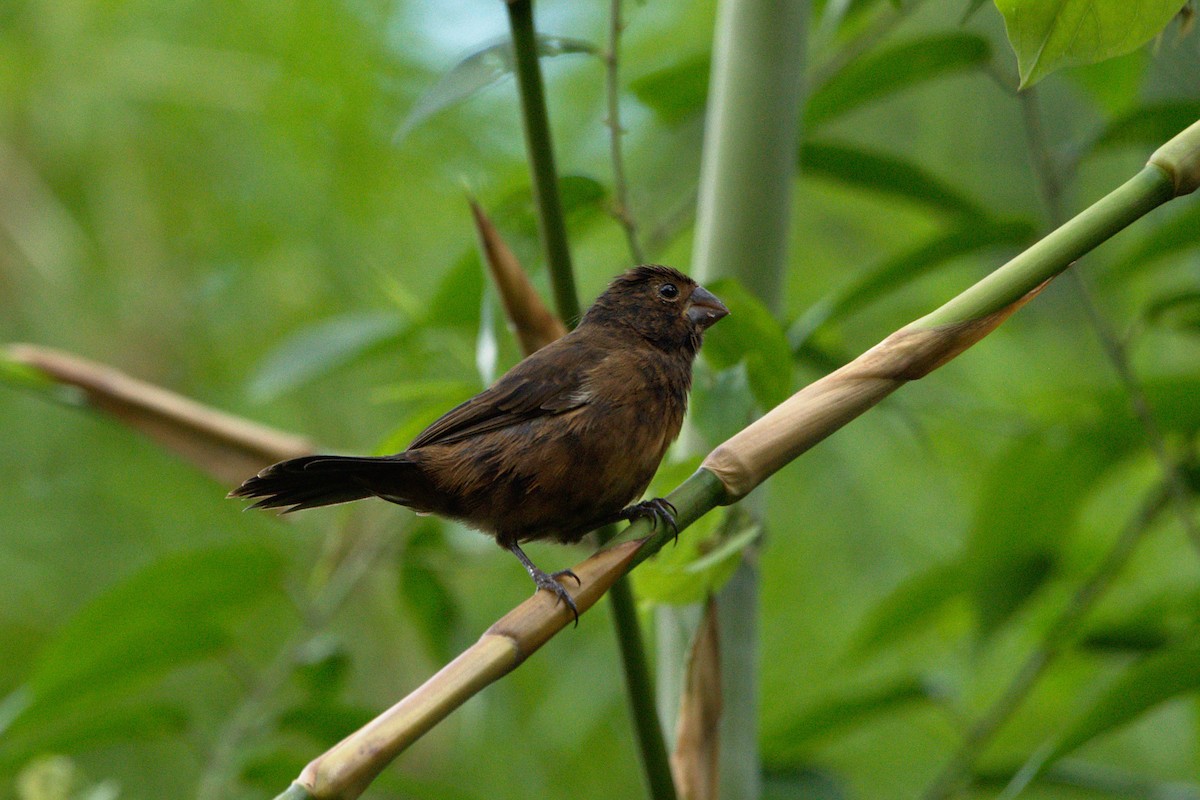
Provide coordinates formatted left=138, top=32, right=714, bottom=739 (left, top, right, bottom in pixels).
left=229, top=454, right=429, bottom=513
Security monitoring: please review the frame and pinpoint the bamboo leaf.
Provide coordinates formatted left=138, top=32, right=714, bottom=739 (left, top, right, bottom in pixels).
left=800, top=140, right=990, bottom=218
left=691, top=363, right=759, bottom=454
left=398, top=523, right=462, bottom=662
left=764, top=676, right=933, bottom=756
left=1050, top=640, right=1200, bottom=761
left=806, top=33, right=991, bottom=128
left=293, top=637, right=353, bottom=699
left=427, top=252, right=486, bottom=330
left=1091, top=101, right=1200, bottom=152
left=248, top=312, right=402, bottom=403
left=629, top=53, right=710, bottom=124
left=960, top=0, right=990, bottom=23
left=632, top=510, right=752, bottom=605
left=993, top=0, right=1188, bottom=87
left=280, top=702, right=377, bottom=743
left=701, top=279, right=794, bottom=410
left=1103, top=201, right=1200, bottom=280
left=966, top=431, right=1114, bottom=637
left=0, top=703, right=188, bottom=771
left=396, top=35, right=597, bottom=142
left=789, top=218, right=1036, bottom=348
left=20, top=543, right=284, bottom=716
left=762, top=768, right=847, bottom=800
left=850, top=560, right=968, bottom=655
left=966, top=376, right=1200, bottom=637
left=1144, top=289, right=1200, bottom=334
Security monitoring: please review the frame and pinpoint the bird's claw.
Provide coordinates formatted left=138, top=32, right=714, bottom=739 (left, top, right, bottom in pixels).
left=623, top=498, right=680, bottom=543
left=532, top=568, right=580, bottom=625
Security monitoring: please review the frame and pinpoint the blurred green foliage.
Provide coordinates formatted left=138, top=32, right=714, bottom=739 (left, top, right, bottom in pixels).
left=1, top=1, right=1199, bottom=798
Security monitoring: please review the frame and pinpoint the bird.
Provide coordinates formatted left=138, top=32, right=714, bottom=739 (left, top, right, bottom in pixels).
left=230, top=265, right=729, bottom=620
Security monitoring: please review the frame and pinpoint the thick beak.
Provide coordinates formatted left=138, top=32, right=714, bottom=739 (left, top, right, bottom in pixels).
left=686, top=285, right=730, bottom=329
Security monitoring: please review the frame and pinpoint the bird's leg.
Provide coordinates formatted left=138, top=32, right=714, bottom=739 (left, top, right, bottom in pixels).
left=507, top=542, right=581, bottom=625
left=618, top=498, right=679, bottom=543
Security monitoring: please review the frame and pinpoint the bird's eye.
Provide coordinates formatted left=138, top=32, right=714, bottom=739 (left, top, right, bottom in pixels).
left=658, top=283, right=680, bottom=300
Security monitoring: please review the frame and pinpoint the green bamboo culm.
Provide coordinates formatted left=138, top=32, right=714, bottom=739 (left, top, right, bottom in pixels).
left=504, top=0, right=580, bottom=324
left=670, top=0, right=809, bottom=798
left=915, top=165, right=1175, bottom=329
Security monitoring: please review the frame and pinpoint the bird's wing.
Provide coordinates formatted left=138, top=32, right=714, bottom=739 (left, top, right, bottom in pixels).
left=407, top=336, right=595, bottom=449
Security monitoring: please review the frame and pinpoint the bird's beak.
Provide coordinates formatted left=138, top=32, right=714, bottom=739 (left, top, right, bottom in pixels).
left=686, top=285, right=730, bottom=329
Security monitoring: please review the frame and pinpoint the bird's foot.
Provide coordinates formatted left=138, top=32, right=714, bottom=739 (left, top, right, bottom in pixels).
left=531, top=568, right=581, bottom=625
left=621, top=498, right=679, bottom=543
left=508, top=543, right=581, bottom=625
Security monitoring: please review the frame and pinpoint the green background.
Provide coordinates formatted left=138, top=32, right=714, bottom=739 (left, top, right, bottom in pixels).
left=2, top=1, right=1199, bottom=798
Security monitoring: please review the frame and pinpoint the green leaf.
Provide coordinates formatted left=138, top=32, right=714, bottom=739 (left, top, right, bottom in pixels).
left=806, top=33, right=991, bottom=128
left=850, top=560, right=969, bottom=655
left=278, top=700, right=376, bottom=742
left=701, top=279, right=794, bottom=410
left=690, top=362, right=758, bottom=447
left=1102, top=201, right=1200, bottom=281
left=248, top=312, right=402, bottom=403
left=293, top=636, right=353, bottom=698
left=789, top=218, right=1036, bottom=348
left=399, top=522, right=462, bottom=661
left=629, top=53, right=710, bottom=124
left=426, top=251, right=486, bottom=330
left=762, top=767, right=848, bottom=800
left=1091, top=101, right=1200, bottom=152
left=396, top=35, right=597, bottom=142
left=1144, top=290, right=1200, bottom=334
left=993, top=0, right=1189, bottom=88
left=764, top=676, right=933, bottom=755
left=966, top=377, right=1200, bottom=637
left=1050, top=640, right=1200, bottom=761
left=0, top=701, right=188, bottom=770
left=1066, top=49, right=1148, bottom=114
left=24, top=543, right=284, bottom=713
left=960, top=0, right=991, bottom=23
left=633, top=509, right=755, bottom=605
left=557, top=174, right=607, bottom=217
left=800, top=140, right=990, bottom=219
left=966, top=431, right=1116, bottom=637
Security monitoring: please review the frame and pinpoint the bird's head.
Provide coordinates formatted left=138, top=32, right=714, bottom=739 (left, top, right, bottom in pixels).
left=582, top=265, right=729, bottom=355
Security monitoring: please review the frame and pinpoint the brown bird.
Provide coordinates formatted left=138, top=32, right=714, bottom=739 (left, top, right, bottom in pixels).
left=230, top=265, right=728, bottom=619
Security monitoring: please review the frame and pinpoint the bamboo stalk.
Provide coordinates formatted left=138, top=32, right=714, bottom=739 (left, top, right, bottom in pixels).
left=287, top=539, right=647, bottom=800
left=682, top=0, right=810, bottom=794
left=505, top=0, right=580, bottom=324
left=3, top=344, right=312, bottom=484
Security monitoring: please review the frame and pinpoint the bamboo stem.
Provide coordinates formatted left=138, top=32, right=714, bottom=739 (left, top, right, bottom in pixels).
left=683, top=0, right=809, bottom=795
left=505, top=0, right=580, bottom=324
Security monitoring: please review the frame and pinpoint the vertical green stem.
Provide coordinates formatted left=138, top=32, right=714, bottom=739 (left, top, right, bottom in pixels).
left=505, top=0, right=580, bottom=323
left=608, top=567, right=678, bottom=800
